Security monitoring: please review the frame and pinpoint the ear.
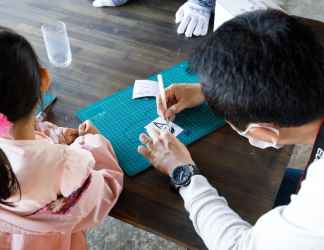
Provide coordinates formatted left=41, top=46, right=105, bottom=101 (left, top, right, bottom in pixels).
left=248, top=125, right=280, bottom=143
left=39, top=68, right=51, bottom=93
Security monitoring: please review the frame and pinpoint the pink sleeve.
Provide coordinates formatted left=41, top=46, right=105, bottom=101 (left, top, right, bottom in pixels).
left=60, top=147, right=94, bottom=197
left=68, top=134, right=124, bottom=231
left=70, top=134, right=122, bottom=176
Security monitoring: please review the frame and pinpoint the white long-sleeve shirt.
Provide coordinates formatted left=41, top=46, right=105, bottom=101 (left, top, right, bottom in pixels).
left=179, top=158, right=324, bottom=250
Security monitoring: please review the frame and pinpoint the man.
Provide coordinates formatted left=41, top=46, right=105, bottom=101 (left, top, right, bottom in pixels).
left=138, top=10, right=324, bottom=250
left=92, top=0, right=214, bottom=37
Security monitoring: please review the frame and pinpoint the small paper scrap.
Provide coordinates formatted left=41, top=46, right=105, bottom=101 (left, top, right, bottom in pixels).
left=145, top=117, right=183, bottom=137
left=132, top=80, right=159, bottom=99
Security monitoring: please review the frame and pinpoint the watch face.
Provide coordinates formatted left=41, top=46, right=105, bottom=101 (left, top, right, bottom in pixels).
left=172, top=165, right=192, bottom=185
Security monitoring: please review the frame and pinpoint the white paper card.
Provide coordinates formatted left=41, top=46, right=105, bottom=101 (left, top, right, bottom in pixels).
left=145, top=117, right=184, bottom=137
left=132, top=80, right=159, bottom=99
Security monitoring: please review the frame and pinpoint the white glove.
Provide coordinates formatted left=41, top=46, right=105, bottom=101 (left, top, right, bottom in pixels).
left=92, top=0, right=128, bottom=7
left=175, top=1, right=212, bottom=38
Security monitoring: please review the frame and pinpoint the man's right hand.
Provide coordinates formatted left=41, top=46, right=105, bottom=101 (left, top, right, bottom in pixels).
left=157, top=84, right=205, bottom=120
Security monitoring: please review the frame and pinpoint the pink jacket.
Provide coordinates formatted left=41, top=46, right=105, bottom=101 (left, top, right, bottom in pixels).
left=0, top=122, right=124, bottom=250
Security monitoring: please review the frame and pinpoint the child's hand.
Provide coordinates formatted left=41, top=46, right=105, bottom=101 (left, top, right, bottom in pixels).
left=36, top=119, right=79, bottom=145
left=61, top=128, right=79, bottom=145
left=78, top=120, right=99, bottom=136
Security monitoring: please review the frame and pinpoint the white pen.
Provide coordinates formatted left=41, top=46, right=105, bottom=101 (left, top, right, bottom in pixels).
left=157, top=74, right=172, bottom=130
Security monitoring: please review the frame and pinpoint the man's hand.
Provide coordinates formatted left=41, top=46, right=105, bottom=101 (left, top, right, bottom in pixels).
left=157, top=84, right=205, bottom=120
left=175, top=1, right=212, bottom=38
left=138, top=129, right=194, bottom=176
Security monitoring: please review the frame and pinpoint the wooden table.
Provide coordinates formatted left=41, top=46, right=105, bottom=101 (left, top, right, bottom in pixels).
left=2, top=0, right=323, bottom=249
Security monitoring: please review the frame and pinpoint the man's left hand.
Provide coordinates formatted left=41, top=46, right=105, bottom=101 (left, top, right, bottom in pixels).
left=138, top=129, right=194, bottom=176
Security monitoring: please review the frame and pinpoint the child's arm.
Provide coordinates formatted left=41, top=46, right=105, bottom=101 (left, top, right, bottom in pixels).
left=59, top=122, right=123, bottom=231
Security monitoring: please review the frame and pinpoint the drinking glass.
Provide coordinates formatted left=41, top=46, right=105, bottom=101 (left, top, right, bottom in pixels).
left=41, top=21, right=72, bottom=68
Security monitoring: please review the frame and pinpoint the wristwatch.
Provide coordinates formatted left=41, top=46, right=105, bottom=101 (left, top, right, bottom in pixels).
left=170, top=164, right=201, bottom=191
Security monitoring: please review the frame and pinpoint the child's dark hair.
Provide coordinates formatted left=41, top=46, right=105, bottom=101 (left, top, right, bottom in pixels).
left=0, top=27, right=42, bottom=206
left=189, top=9, right=324, bottom=130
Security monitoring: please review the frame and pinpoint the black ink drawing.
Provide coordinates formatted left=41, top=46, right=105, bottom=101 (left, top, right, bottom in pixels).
left=153, top=121, right=175, bottom=134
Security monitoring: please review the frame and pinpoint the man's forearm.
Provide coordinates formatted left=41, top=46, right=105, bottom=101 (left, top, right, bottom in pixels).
left=179, top=175, right=253, bottom=249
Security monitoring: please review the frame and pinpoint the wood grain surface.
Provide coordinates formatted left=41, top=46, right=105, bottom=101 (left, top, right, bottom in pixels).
left=2, top=1, right=322, bottom=248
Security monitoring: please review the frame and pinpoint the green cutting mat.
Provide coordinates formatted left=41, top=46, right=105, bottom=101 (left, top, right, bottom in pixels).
left=76, top=61, right=225, bottom=176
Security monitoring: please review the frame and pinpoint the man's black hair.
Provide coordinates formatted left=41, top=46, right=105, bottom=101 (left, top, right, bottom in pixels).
left=189, top=9, right=324, bottom=130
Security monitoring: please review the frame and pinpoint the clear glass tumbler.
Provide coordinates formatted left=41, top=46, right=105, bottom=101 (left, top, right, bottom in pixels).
left=41, top=21, right=72, bottom=68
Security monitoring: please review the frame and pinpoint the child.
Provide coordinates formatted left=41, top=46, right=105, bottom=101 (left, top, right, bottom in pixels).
left=0, top=27, right=123, bottom=250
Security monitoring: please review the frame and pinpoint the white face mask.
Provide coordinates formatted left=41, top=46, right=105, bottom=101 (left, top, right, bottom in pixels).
left=229, top=123, right=283, bottom=149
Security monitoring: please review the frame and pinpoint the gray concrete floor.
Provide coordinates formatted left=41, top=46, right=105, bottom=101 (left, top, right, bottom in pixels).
left=87, top=1, right=324, bottom=249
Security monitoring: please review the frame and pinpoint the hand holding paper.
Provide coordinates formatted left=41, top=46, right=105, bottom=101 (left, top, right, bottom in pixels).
left=138, top=129, right=194, bottom=176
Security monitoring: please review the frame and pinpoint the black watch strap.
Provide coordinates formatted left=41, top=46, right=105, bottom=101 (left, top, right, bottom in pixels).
left=192, top=165, right=201, bottom=176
